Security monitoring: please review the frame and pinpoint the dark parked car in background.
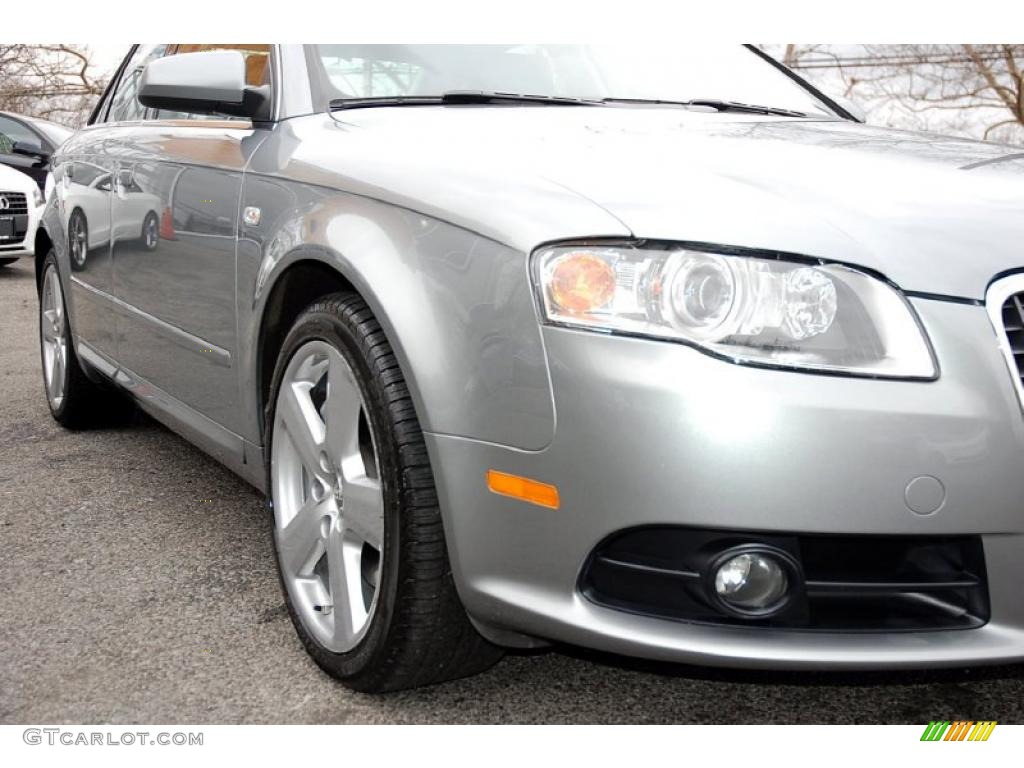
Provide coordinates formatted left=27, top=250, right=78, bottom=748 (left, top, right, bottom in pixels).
left=0, top=111, right=74, bottom=194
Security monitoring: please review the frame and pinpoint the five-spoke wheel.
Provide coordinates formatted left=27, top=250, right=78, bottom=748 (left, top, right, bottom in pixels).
left=266, top=292, right=502, bottom=691
left=272, top=340, right=384, bottom=652
left=40, top=262, right=68, bottom=411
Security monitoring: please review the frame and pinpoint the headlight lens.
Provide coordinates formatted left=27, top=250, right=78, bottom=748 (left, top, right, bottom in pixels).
left=32, top=186, right=44, bottom=207
left=534, top=244, right=936, bottom=378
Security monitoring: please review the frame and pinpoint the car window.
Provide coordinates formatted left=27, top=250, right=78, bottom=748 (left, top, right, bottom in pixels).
left=320, top=53, right=422, bottom=99
left=106, top=45, right=171, bottom=123
left=69, top=162, right=103, bottom=188
left=152, top=44, right=271, bottom=121
left=0, top=115, right=39, bottom=154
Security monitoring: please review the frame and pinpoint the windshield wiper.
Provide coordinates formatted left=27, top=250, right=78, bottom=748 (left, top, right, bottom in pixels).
left=330, top=92, right=808, bottom=117
left=602, top=97, right=808, bottom=118
left=330, top=91, right=603, bottom=110
left=685, top=99, right=808, bottom=118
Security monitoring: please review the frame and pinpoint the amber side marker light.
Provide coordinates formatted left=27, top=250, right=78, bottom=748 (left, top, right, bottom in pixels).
left=487, top=470, right=560, bottom=510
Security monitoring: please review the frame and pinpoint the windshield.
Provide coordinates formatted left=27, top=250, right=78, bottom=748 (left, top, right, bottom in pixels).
left=310, top=44, right=834, bottom=117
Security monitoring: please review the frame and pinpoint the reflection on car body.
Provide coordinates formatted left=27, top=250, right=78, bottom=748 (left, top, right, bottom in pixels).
left=0, top=110, right=73, bottom=194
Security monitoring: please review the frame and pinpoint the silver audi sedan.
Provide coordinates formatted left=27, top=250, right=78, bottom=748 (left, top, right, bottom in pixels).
left=34, top=44, right=1024, bottom=691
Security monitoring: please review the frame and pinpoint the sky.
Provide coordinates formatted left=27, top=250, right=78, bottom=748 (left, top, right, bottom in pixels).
left=87, top=44, right=129, bottom=78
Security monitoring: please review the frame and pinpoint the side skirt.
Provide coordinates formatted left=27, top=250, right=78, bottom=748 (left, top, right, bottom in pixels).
left=76, top=339, right=266, bottom=492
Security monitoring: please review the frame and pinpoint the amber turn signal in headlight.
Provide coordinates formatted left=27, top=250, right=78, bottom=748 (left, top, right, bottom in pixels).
left=546, top=251, right=617, bottom=314
left=487, top=470, right=560, bottom=510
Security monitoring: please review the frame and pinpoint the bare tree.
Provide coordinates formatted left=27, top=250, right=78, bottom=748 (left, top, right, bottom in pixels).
left=776, top=44, right=1024, bottom=145
left=0, top=44, right=107, bottom=127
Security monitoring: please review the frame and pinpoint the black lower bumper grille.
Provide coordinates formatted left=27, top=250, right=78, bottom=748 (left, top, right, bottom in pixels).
left=580, top=527, right=989, bottom=632
left=0, top=191, right=28, bottom=243
left=0, top=217, right=28, bottom=242
left=0, top=191, right=28, bottom=214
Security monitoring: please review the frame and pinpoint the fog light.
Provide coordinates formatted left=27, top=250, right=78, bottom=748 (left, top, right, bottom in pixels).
left=713, top=551, right=790, bottom=613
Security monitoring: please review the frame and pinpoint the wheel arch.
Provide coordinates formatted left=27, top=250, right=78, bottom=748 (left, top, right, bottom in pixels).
left=34, top=226, right=53, bottom=289
left=250, top=248, right=431, bottom=454
left=254, top=254, right=357, bottom=436
left=242, top=188, right=555, bottom=454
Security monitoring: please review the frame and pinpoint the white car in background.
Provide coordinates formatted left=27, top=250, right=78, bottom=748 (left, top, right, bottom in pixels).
left=59, top=161, right=162, bottom=270
left=0, top=162, right=43, bottom=267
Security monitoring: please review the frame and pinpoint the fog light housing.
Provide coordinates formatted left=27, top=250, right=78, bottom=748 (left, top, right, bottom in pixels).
left=707, top=546, right=798, bottom=618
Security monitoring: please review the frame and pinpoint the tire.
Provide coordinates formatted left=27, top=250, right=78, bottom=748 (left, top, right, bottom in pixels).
left=0, top=258, right=18, bottom=267
left=141, top=211, right=159, bottom=251
left=39, top=251, right=133, bottom=429
left=68, top=209, right=88, bottom=271
left=266, top=292, right=503, bottom=692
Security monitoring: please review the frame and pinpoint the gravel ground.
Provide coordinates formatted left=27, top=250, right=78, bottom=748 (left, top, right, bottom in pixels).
left=2, top=257, right=1024, bottom=724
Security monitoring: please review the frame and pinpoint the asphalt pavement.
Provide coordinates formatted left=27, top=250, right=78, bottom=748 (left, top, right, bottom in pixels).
left=2, top=257, right=1024, bottom=724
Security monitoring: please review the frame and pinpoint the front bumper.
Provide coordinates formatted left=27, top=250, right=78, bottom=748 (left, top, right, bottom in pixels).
left=426, top=297, right=1024, bottom=668
left=0, top=207, right=39, bottom=259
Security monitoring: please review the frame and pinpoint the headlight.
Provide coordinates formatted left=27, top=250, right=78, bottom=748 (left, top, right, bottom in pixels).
left=533, top=243, right=936, bottom=378
left=32, top=186, right=44, bottom=207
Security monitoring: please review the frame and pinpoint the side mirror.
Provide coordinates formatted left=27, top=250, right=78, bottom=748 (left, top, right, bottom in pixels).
left=12, top=140, right=48, bottom=161
left=138, top=50, right=269, bottom=120
left=832, top=96, right=867, bottom=123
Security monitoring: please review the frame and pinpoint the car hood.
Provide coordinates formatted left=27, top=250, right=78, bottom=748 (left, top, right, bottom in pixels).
left=323, top=108, right=1024, bottom=300
left=0, top=162, right=39, bottom=195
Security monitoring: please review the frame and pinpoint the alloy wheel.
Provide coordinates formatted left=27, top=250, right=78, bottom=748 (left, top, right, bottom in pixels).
left=70, top=214, right=87, bottom=268
left=40, top=265, right=67, bottom=410
left=271, top=340, right=384, bottom=653
left=144, top=215, right=158, bottom=249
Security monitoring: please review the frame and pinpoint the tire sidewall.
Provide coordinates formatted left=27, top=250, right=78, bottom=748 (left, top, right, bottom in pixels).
left=264, top=304, right=402, bottom=679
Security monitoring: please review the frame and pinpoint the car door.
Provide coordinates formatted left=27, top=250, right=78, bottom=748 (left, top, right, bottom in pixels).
left=104, top=44, right=272, bottom=436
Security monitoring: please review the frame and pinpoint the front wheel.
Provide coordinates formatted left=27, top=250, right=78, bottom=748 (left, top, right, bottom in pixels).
left=266, top=293, right=502, bottom=692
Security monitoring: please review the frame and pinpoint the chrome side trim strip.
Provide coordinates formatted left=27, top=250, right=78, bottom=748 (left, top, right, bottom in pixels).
left=69, top=275, right=231, bottom=367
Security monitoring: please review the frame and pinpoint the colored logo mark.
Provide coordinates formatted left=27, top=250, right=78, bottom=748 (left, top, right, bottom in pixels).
left=920, top=721, right=997, bottom=741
